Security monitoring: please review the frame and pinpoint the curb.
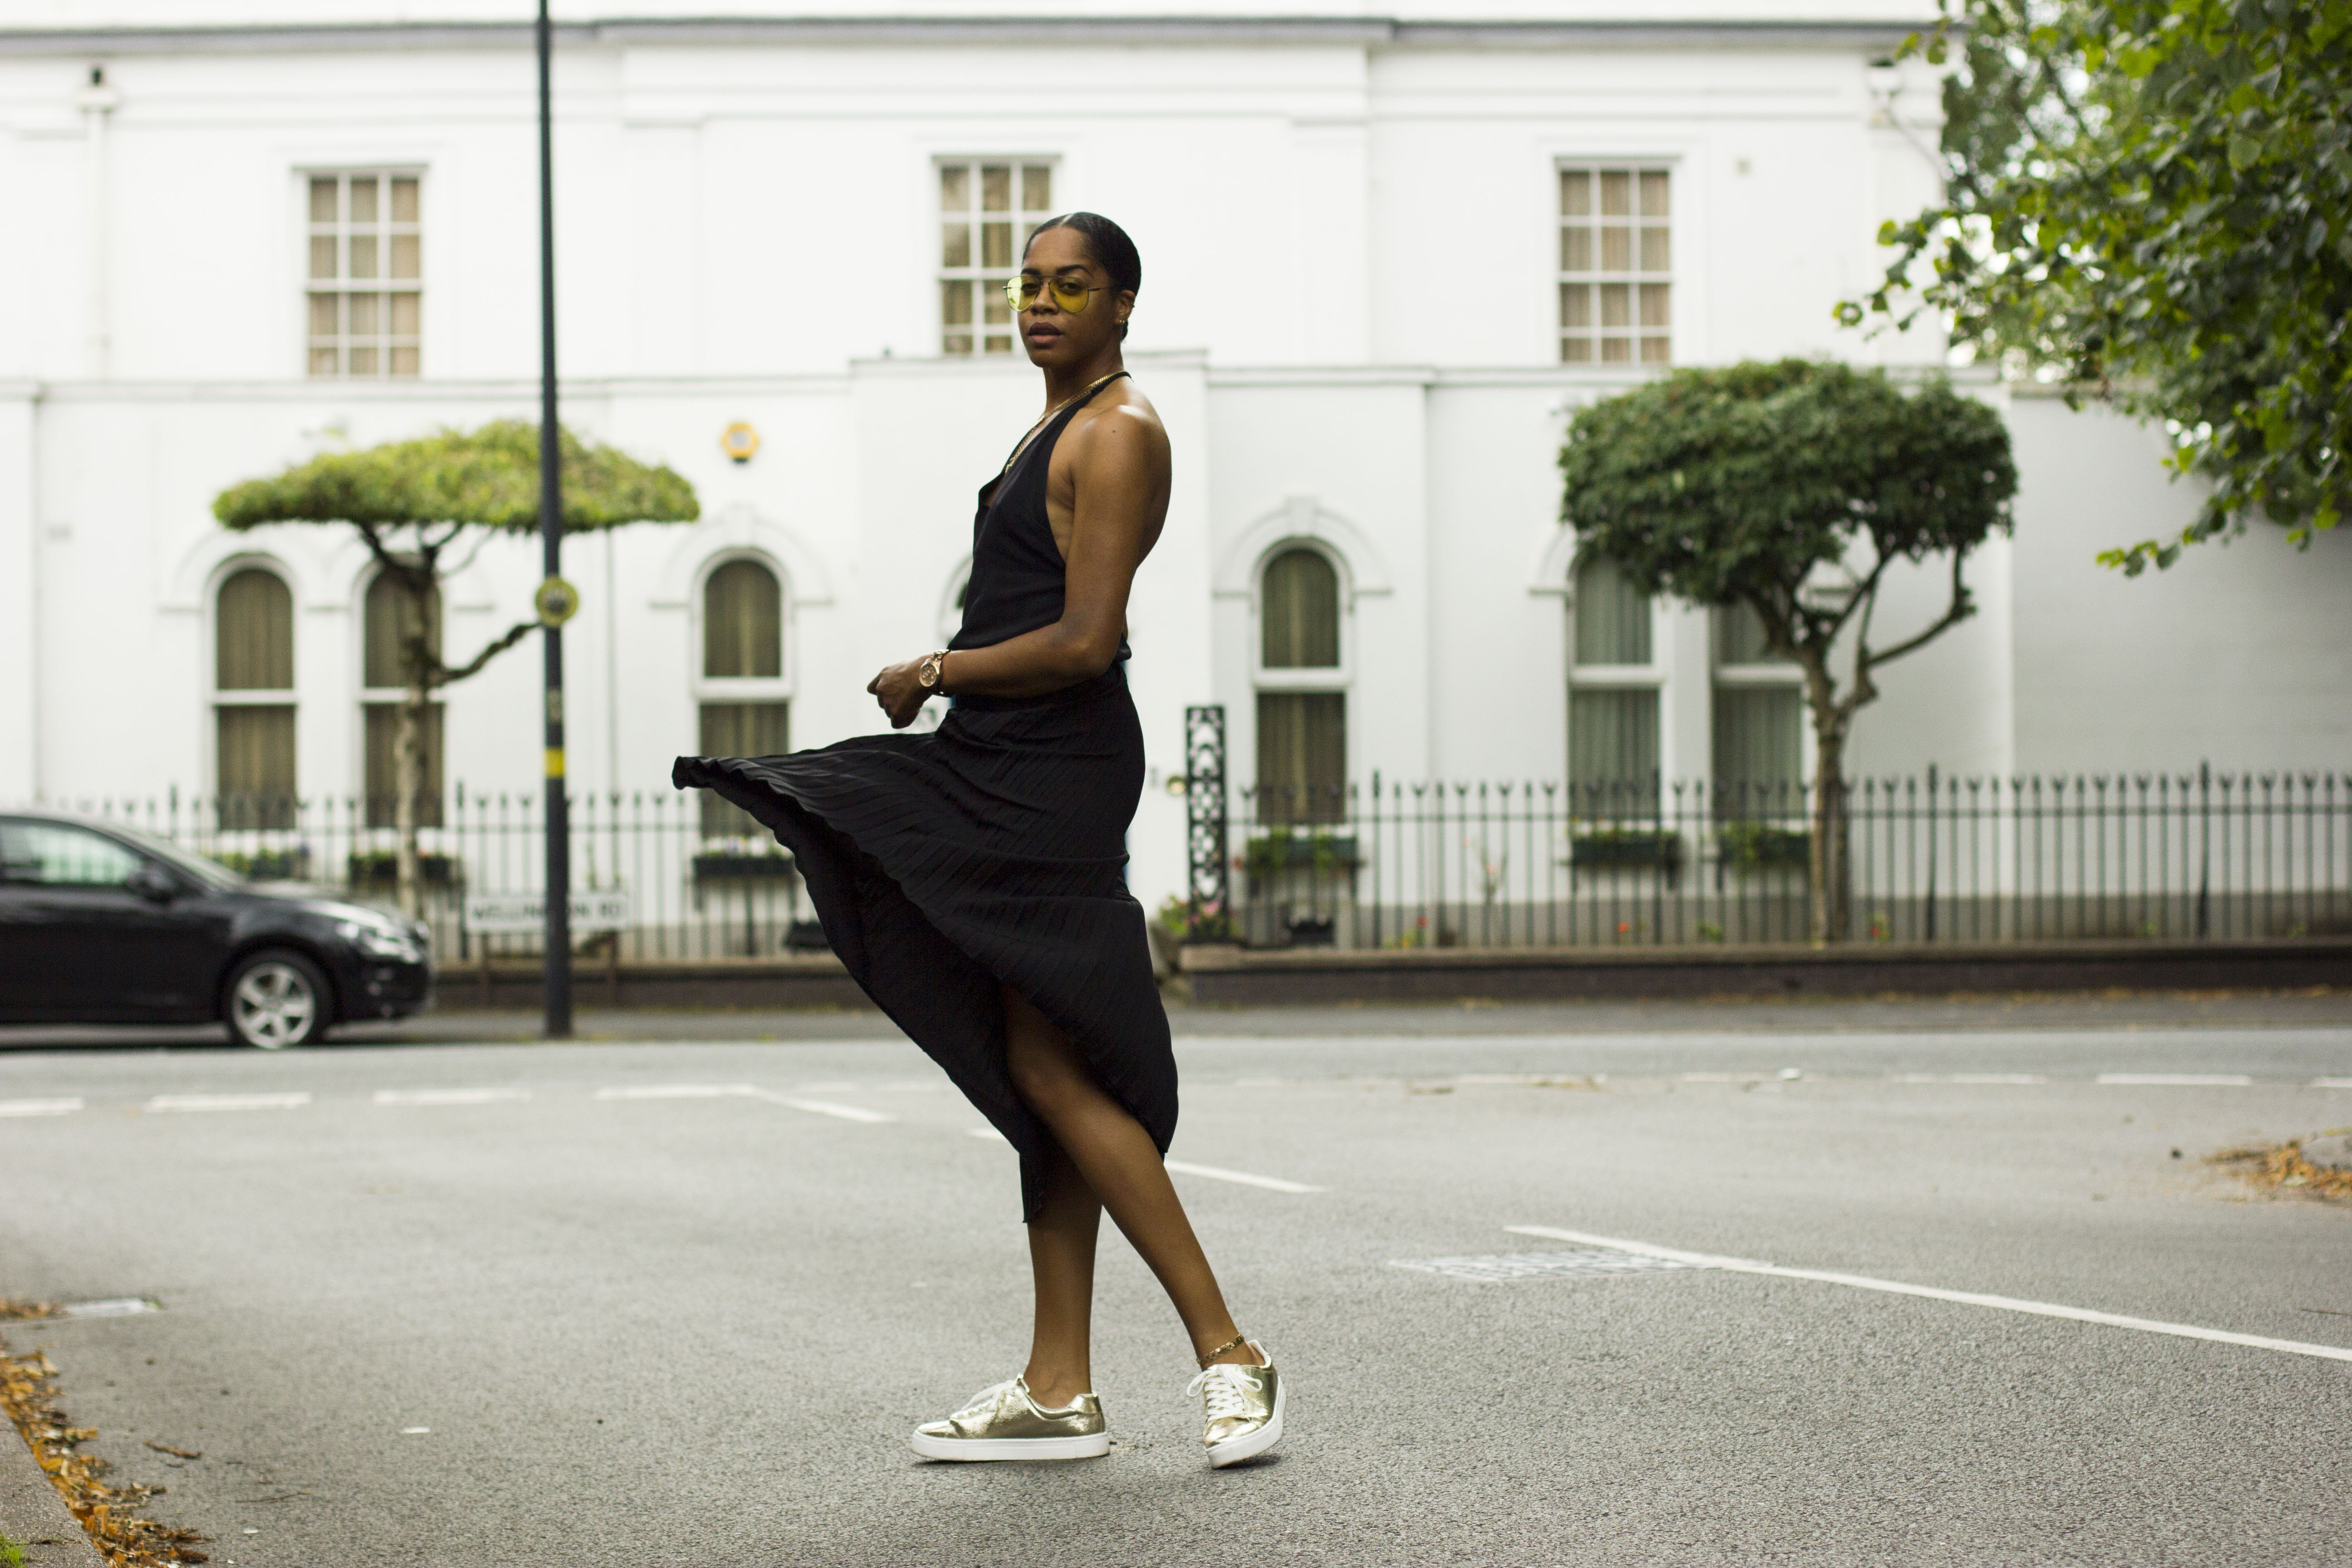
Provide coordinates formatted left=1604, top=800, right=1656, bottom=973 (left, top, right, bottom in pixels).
left=0, top=1343, right=106, bottom=1568
left=1175, top=936, right=2352, bottom=1005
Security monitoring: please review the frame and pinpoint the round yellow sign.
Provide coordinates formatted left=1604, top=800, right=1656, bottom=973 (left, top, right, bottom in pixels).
left=534, top=576, right=580, bottom=627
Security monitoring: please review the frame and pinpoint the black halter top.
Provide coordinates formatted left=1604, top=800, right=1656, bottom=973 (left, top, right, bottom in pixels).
left=950, top=371, right=1131, bottom=669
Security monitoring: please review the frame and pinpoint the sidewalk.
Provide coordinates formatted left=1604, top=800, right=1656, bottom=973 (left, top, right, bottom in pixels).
left=1, top=986, right=2346, bottom=1052
left=0, top=1360, right=106, bottom=1568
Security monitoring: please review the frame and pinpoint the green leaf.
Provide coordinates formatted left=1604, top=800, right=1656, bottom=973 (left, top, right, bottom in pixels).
left=213, top=420, right=700, bottom=533
left=1839, top=0, right=2352, bottom=567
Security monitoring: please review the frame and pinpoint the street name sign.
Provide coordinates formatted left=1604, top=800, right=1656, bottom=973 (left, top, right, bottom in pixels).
left=465, top=891, right=632, bottom=933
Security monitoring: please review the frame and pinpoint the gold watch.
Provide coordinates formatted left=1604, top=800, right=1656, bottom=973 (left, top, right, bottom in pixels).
left=917, top=650, right=949, bottom=691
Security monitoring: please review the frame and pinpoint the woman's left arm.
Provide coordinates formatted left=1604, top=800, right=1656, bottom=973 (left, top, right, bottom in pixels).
left=870, top=405, right=1170, bottom=725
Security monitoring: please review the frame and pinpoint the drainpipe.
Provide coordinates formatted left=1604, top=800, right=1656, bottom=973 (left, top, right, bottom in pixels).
left=1864, top=62, right=1944, bottom=174
left=75, top=64, right=119, bottom=378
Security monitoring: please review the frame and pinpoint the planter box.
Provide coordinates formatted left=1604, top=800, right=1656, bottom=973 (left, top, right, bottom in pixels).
left=1241, top=833, right=1360, bottom=879
left=1718, top=823, right=1810, bottom=870
left=347, top=852, right=456, bottom=889
left=1568, top=831, right=1682, bottom=872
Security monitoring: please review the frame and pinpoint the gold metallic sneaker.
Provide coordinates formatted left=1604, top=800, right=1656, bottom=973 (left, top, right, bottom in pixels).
left=1186, top=1340, right=1283, bottom=1468
left=909, top=1377, right=1111, bottom=1461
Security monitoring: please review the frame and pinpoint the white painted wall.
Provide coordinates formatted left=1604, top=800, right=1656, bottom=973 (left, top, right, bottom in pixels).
left=1, top=7, right=2344, bottom=926
left=2007, top=394, right=2352, bottom=774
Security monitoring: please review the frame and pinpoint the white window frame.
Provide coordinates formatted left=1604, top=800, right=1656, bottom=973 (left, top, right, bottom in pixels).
left=1554, top=160, right=1675, bottom=367
left=1564, top=553, right=1663, bottom=692
left=1250, top=539, right=1353, bottom=695
left=691, top=552, right=795, bottom=707
left=301, top=166, right=425, bottom=379
left=208, top=559, right=299, bottom=805
left=934, top=156, right=1062, bottom=358
left=1564, top=549, right=1670, bottom=801
left=1709, top=608, right=1811, bottom=781
left=354, top=564, right=445, bottom=819
left=1250, top=539, right=1353, bottom=820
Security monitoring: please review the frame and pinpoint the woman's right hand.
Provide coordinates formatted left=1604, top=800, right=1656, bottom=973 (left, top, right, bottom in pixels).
left=867, top=658, right=932, bottom=730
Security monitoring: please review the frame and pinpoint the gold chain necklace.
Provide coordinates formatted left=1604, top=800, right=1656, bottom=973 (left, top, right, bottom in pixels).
left=1003, top=370, right=1126, bottom=475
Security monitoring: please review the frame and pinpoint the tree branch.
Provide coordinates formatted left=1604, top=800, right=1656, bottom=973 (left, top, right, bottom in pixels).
left=1858, top=550, right=1976, bottom=680
left=442, top=526, right=498, bottom=579
left=431, top=619, right=538, bottom=689
left=352, top=520, right=405, bottom=581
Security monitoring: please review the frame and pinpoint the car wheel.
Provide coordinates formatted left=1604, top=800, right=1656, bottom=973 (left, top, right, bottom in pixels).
left=223, top=950, right=331, bottom=1050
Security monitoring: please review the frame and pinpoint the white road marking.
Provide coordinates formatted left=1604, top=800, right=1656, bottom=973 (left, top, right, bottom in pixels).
left=400, top=1426, right=430, bottom=1435
left=733, top=1087, right=895, bottom=1124
left=1458, top=1073, right=1606, bottom=1086
left=373, top=1088, right=530, bottom=1106
left=62, top=1298, right=158, bottom=1318
left=969, top=1127, right=1008, bottom=1142
left=1392, top=1250, right=1697, bottom=1282
left=2096, top=1073, right=2253, bottom=1086
left=595, top=1084, right=735, bottom=1100
left=2313, top=1078, right=2352, bottom=1089
left=145, top=1093, right=311, bottom=1113
left=1505, top=1225, right=2352, bottom=1363
left=1164, top=1159, right=1325, bottom=1194
left=0, top=1098, right=83, bottom=1117
left=594, top=1083, right=893, bottom=1123
left=1892, top=1073, right=2048, bottom=1084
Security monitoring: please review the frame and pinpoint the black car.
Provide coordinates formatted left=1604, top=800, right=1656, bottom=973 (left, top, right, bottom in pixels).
left=0, top=809, right=434, bottom=1048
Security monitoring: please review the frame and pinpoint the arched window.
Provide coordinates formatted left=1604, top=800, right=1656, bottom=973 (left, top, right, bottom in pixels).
left=1261, top=548, right=1340, bottom=670
left=1254, top=547, right=1345, bottom=824
left=697, top=558, right=790, bottom=835
left=1567, top=553, right=1659, bottom=814
left=215, top=567, right=297, bottom=828
left=702, top=559, right=782, bottom=680
left=1711, top=602, right=1803, bottom=820
left=361, top=570, right=444, bottom=827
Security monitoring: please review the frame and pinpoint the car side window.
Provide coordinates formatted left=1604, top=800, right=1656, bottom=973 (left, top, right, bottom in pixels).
left=0, top=821, right=147, bottom=887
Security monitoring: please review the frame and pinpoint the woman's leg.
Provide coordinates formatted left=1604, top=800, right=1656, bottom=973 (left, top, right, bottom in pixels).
left=1002, top=983, right=1256, bottom=1374
left=1021, top=1138, right=1102, bottom=1408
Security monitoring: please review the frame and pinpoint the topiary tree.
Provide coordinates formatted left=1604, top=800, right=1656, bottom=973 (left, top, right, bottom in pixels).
left=1558, top=360, right=2017, bottom=941
left=215, top=419, right=698, bottom=915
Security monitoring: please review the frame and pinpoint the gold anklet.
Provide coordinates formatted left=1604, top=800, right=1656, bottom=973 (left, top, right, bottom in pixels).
left=1196, top=1332, right=1247, bottom=1367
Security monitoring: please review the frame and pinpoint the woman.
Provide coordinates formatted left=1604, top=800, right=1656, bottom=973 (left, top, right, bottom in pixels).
left=674, top=212, right=1282, bottom=1470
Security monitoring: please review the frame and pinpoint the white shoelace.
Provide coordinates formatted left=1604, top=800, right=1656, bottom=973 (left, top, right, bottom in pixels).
left=1186, top=1362, right=1262, bottom=1420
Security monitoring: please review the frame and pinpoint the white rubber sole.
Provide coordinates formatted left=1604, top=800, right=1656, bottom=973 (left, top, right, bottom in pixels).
left=1205, top=1381, right=1286, bottom=1469
left=909, top=1429, right=1112, bottom=1462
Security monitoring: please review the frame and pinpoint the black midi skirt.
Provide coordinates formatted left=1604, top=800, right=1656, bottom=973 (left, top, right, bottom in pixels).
left=672, top=668, right=1175, bottom=1221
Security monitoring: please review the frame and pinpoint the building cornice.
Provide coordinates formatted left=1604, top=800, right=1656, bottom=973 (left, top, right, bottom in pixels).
left=0, top=15, right=1938, bottom=57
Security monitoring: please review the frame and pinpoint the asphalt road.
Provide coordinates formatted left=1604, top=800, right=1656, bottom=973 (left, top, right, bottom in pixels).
left=2, top=1010, right=2347, bottom=1566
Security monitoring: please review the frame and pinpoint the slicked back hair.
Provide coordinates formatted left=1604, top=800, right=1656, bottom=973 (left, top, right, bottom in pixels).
left=1026, top=211, right=1142, bottom=340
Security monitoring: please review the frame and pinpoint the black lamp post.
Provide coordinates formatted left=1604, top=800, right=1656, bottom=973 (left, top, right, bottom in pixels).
left=536, top=0, right=573, bottom=1038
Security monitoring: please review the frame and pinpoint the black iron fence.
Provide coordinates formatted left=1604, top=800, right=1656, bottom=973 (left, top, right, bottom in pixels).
left=1207, top=767, right=2352, bottom=949
left=34, top=761, right=2352, bottom=967
left=49, top=787, right=817, bottom=965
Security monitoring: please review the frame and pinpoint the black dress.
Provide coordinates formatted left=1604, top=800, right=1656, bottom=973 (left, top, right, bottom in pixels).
left=672, top=372, right=1174, bottom=1221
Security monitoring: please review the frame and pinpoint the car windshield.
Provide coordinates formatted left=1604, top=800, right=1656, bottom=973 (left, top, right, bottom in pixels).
left=96, top=820, right=250, bottom=891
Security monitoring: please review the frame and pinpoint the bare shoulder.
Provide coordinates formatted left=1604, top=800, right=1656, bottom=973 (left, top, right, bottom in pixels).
left=1063, top=380, right=1170, bottom=477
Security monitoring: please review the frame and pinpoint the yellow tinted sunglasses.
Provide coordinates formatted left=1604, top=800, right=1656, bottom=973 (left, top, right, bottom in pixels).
left=1005, top=275, right=1106, bottom=314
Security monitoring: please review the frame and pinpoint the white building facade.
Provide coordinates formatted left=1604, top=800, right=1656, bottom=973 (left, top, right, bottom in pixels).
left=3, top=0, right=2347, bottom=919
